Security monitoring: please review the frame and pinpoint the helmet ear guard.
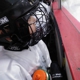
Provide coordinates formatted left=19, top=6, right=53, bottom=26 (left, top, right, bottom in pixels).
left=0, top=16, right=15, bottom=46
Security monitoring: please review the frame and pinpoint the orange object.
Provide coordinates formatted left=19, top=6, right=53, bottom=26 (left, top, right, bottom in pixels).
left=32, top=69, right=49, bottom=80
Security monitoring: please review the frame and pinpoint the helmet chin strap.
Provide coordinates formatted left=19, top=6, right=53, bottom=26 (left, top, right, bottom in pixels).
left=4, top=34, right=29, bottom=51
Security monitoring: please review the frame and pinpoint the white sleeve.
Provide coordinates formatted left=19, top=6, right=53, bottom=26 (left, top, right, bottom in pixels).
left=40, top=2, right=51, bottom=14
left=0, top=53, right=32, bottom=80
left=37, top=40, right=52, bottom=67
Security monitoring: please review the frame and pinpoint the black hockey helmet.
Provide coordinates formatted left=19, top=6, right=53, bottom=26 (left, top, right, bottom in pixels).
left=0, top=0, right=51, bottom=51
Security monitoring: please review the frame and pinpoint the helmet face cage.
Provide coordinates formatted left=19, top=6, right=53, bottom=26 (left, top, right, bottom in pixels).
left=15, top=2, right=51, bottom=46
left=23, top=3, right=50, bottom=45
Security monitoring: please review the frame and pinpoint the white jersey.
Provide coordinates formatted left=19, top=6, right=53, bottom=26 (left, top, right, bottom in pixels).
left=0, top=40, right=51, bottom=80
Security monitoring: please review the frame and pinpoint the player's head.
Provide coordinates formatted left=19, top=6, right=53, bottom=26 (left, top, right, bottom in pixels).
left=0, top=0, right=51, bottom=51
